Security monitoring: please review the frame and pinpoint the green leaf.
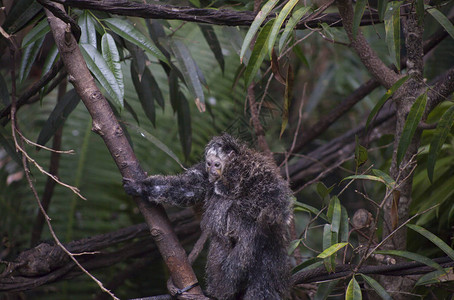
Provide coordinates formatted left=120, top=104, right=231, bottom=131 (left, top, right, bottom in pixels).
left=131, top=64, right=156, bottom=126
left=168, top=68, right=180, bottom=113
left=102, top=33, right=124, bottom=101
left=407, top=224, right=454, bottom=261
left=427, top=105, right=454, bottom=182
left=19, top=35, right=45, bottom=83
left=396, top=92, right=427, bottom=165
left=340, top=206, right=349, bottom=242
left=354, top=135, right=368, bottom=168
left=39, top=45, right=59, bottom=99
left=268, top=0, right=299, bottom=55
left=426, top=5, right=454, bottom=41
left=103, top=18, right=169, bottom=65
left=329, top=196, right=341, bottom=233
left=3, top=0, right=41, bottom=34
left=318, top=242, right=348, bottom=259
left=292, top=43, right=310, bottom=68
left=352, top=0, right=367, bottom=40
left=292, top=258, right=323, bottom=274
left=377, top=0, right=388, bottom=21
left=316, top=182, right=334, bottom=200
left=415, top=0, right=424, bottom=25
left=244, top=19, right=275, bottom=87
left=294, top=202, right=328, bottom=221
left=80, top=43, right=124, bottom=108
left=288, top=239, right=301, bottom=255
left=371, top=169, right=396, bottom=188
left=314, top=280, right=339, bottom=300
left=384, top=1, right=402, bottom=70
left=280, top=65, right=294, bottom=138
left=79, top=10, right=97, bottom=48
left=322, top=224, right=337, bottom=272
left=170, top=40, right=205, bottom=112
left=375, top=250, right=444, bottom=272
left=415, top=269, right=450, bottom=286
left=342, top=174, right=391, bottom=188
left=36, top=89, right=81, bottom=147
left=126, top=123, right=185, bottom=169
left=199, top=24, right=225, bottom=73
left=0, top=73, right=10, bottom=107
left=21, top=17, right=49, bottom=48
left=177, top=93, right=192, bottom=160
left=366, top=75, right=408, bottom=129
left=0, top=127, right=22, bottom=166
left=346, top=276, right=362, bottom=300
left=359, top=274, right=392, bottom=300
left=240, top=0, right=279, bottom=62
left=278, top=6, right=311, bottom=52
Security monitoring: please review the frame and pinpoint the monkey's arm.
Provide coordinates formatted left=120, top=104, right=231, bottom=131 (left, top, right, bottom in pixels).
left=123, top=162, right=208, bottom=206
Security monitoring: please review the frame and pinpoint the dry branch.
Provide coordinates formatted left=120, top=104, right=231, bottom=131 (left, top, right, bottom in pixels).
left=41, top=1, right=204, bottom=297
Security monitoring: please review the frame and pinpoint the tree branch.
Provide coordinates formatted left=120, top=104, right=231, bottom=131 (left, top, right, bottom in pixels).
left=52, top=0, right=380, bottom=29
left=337, top=0, right=399, bottom=88
left=41, top=2, right=204, bottom=297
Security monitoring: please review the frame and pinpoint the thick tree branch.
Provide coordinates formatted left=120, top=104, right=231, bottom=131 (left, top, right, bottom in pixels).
left=41, top=2, right=204, bottom=297
left=337, top=0, right=399, bottom=88
left=52, top=0, right=379, bottom=29
left=0, top=210, right=200, bottom=292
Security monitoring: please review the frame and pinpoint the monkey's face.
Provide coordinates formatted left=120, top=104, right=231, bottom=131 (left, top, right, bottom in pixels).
left=206, top=154, right=224, bottom=183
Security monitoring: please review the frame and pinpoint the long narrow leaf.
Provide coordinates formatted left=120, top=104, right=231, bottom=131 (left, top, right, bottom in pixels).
left=104, top=18, right=169, bottom=65
left=199, top=24, right=225, bottom=73
left=268, top=0, right=299, bottom=55
left=177, top=93, right=192, bottom=159
left=426, top=5, right=454, bottom=40
left=407, top=224, right=454, bottom=261
left=346, top=276, right=362, bottom=300
left=427, top=104, right=454, bottom=182
left=415, top=269, right=450, bottom=286
left=359, top=274, right=392, bottom=300
left=79, top=11, right=97, bottom=48
left=126, top=123, right=184, bottom=169
left=397, top=92, right=427, bottom=165
left=314, top=280, right=339, bottom=300
left=384, top=1, right=402, bottom=70
left=280, top=64, right=293, bottom=137
left=19, top=36, right=45, bottom=83
left=318, top=242, right=348, bottom=259
left=36, top=89, right=81, bottom=147
left=80, top=43, right=124, bottom=108
left=377, top=0, right=388, bottom=21
left=366, top=75, right=408, bottom=129
left=131, top=64, right=155, bottom=126
left=353, top=0, right=367, bottom=40
left=278, top=6, right=311, bottom=52
left=170, top=40, right=205, bottom=112
left=0, top=73, right=10, bottom=107
left=102, top=33, right=124, bottom=101
left=375, top=250, right=444, bottom=272
left=328, top=196, right=341, bottom=233
left=21, top=17, right=49, bottom=48
left=244, top=19, right=275, bottom=87
left=240, top=0, right=279, bottom=62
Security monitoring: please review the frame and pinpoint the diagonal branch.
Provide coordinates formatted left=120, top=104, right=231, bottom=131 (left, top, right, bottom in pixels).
left=41, top=1, right=204, bottom=297
left=337, top=0, right=399, bottom=88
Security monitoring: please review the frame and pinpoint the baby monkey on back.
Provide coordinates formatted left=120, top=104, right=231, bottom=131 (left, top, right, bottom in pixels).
left=124, top=134, right=293, bottom=300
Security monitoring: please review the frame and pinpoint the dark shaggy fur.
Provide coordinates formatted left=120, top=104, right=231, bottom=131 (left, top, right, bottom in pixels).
left=124, top=134, right=292, bottom=300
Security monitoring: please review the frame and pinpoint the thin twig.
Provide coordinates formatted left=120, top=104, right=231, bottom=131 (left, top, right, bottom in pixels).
left=8, top=42, right=118, bottom=300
